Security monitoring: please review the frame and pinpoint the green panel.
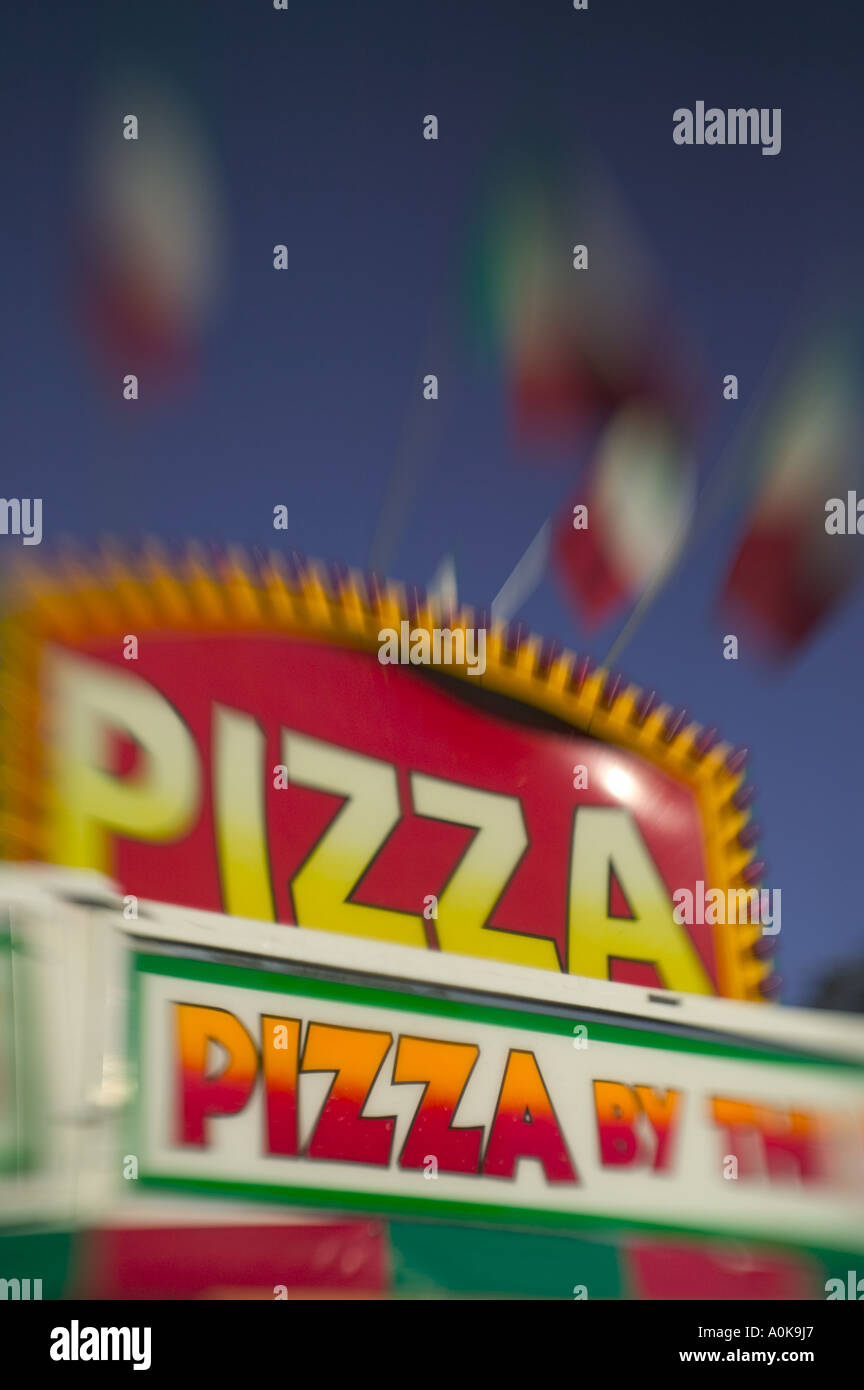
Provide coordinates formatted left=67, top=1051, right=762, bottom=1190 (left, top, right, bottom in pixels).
left=807, top=1246, right=864, bottom=1297
left=0, top=1230, right=75, bottom=1300
left=390, top=1220, right=622, bottom=1300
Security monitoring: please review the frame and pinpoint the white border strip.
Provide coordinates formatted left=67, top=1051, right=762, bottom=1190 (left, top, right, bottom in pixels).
left=135, top=897, right=864, bottom=1063
left=3, top=866, right=863, bottom=1064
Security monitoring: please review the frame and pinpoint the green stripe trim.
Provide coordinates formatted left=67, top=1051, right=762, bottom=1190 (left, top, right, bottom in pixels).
left=132, top=950, right=863, bottom=1071
left=390, top=1221, right=623, bottom=1300
left=133, top=1173, right=864, bottom=1259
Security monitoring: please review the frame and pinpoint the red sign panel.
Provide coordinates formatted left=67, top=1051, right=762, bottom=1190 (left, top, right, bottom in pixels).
left=0, top=551, right=766, bottom=997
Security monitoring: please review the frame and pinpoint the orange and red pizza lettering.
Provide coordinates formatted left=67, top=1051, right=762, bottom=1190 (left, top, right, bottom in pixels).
left=594, top=1080, right=641, bottom=1167
left=261, top=1015, right=302, bottom=1156
left=175, top=1004, right=258, bottom=1147
left=483, top=1050, right=577, bottom=1183
left=302, top=1023, right=395, bottom=1166
left=710, top=1096, right=769, bottom=1179
left=635, top=1085, right=682, bottom=1171
left=393, top=1036, right=483, bottom=1174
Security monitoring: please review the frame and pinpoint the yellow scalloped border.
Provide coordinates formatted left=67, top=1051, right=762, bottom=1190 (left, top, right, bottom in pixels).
left=0, top=544, right=770, bottom=1001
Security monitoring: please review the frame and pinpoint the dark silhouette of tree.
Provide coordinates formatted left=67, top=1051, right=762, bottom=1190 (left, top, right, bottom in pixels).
left=808, top=955, right=864, bottom=1013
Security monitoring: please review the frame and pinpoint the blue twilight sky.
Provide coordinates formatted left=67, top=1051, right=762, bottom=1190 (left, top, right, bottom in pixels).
left=2, top=0, right=863, bottom=1002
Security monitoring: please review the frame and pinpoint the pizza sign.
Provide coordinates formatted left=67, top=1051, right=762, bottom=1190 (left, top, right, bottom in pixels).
left=0, top=549, right=767, bottom=999
left=133, top=948, right=864, bottom=1247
